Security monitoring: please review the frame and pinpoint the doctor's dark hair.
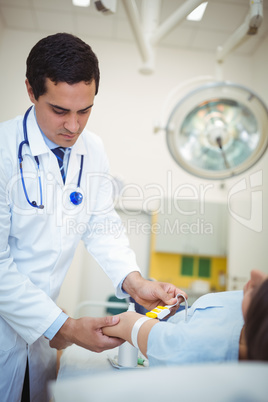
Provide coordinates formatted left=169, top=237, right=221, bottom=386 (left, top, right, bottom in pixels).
left=244, top=278, right=268, bottom=361
left=26, top=33, right=100, bottom=100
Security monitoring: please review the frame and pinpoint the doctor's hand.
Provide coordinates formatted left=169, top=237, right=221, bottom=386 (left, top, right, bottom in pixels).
left=49, top=316, right=124, bottom=352
left=123, top=272, right=187, bottom=314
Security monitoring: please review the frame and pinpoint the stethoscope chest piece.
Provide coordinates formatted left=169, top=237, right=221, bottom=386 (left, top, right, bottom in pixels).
left=70, top=191, right=83, bottom=205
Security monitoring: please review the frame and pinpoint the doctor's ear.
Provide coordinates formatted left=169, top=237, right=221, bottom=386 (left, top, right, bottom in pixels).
left=25, top=79, right=36, bottom=103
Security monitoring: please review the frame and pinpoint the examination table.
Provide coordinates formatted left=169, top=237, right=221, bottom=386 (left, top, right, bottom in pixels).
left=49, top=344, right=268, bottom=402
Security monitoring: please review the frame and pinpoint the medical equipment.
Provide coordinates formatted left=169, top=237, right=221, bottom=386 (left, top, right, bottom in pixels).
left=95, top=0, right=117, bottom=14
left=159, top=81, right=268, bottom=180
left=137, top=357, right=149, bottom=367
left=117, top=339, right=138, bottom=368
left=146, top=293, right=188, bottom=320
left=118, top=1, right=263, bottom=74
left=117, top=302, right=138, bottom=368
left=152, top=1, right=267, bottom=179
left=18, top=106, right=84, bottom=208
left=131, top=293, right=188, bottom=349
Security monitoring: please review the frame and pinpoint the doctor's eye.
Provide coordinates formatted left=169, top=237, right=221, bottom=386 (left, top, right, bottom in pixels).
left=78, top=109, right=92, bottom=115
left=52, top=109, right=67, bottom=115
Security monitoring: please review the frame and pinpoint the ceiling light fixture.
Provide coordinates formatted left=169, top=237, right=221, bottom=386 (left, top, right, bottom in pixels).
left=165, top=81, right=268, bottom=180
left=72, top=0, right=90, bottom=7
left=187, top=2, right=208, bottom=21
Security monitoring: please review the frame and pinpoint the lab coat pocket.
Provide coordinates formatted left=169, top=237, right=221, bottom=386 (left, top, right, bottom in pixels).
left=0, top=318, right=17, bottom=352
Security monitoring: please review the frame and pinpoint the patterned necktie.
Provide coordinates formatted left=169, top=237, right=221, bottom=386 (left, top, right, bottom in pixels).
left=52, top=147, right=66, bottom=183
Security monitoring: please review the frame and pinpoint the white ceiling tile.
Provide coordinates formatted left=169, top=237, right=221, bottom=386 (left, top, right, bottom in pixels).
left=159, top=0, right=185, bottom=24
left=212, top=0, right=247, bottom=5
left=1, top=6, right=36, bottom=30
left=114, top=18, right=135, bottom=41
left=159, top=25, right=194, bottom=48
left=218, top=0, right=268, bottom=9
left=112, top=0, right=132, bottom=19
left=191, top=29, right=233, bottom=53
left=35, top=9, right=75, bottom=33
left=73, top=0, right=121, bottom=15
left=73, top=3, right=119, bottom=22
left=0, top=0, right=266, bottom=57
left=75, top=14, right=114, bottom=38
left=32, top=0, right=74, bottom=12
left=73, top=4, right=98, bottom=16
left=0, top=0, right=31, bottom=6
left=196, top=2, right=248, bottom=32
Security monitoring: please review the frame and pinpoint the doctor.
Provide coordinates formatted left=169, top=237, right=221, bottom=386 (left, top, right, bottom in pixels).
left=0, top=33, right=186, bottom=402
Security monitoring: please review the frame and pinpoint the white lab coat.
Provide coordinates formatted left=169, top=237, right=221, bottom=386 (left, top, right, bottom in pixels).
left=0, top=107, right=140, bottom=401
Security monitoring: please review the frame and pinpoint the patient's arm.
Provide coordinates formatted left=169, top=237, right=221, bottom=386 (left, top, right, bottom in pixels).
left=102, top=312, right=159, bottom=357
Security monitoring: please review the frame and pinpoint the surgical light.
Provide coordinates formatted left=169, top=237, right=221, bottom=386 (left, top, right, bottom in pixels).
left=165, top=82, right=268, bottom=180
left=187, top=2, right=208, bottom=22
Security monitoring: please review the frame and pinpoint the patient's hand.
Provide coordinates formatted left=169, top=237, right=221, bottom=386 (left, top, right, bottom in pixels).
left=102, top=312, right=134, bottom=338
left=103, top=312, right=159, bottom=357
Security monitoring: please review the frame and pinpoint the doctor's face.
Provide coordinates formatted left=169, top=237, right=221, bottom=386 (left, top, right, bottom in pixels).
left=26, top=78, right=96, bottom=147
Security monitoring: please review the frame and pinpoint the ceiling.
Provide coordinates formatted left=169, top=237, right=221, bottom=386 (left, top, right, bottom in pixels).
left=0, top=0, right=267, bottom=57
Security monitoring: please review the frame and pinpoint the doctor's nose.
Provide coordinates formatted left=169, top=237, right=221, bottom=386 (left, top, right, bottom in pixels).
left=64, top=113, right=80, bottom=134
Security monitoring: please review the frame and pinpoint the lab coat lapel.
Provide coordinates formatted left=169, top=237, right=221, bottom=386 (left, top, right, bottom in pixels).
left=65, top=135, right=87, bottom=185
left=24, top=106, right=48, bottom=157
left=25, top=107, right=64, bottom=186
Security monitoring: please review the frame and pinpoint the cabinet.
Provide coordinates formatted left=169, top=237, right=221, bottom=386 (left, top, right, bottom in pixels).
left=154, top=199, right=227, bottom=257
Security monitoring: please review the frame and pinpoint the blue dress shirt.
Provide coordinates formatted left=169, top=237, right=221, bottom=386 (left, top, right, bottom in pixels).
left=148, top=291, right=244, bottom=366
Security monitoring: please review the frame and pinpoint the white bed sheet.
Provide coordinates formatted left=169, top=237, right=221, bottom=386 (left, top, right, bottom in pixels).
left=50, top=344, right=268, bottom=402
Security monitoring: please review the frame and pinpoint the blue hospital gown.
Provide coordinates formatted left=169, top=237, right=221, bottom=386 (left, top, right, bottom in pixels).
left=147, top=291, right=244, bottom=366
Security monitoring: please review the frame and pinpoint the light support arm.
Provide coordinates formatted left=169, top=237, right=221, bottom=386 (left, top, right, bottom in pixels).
left=140, top=0, right=161, bottom=73
left=121, top=0, right=154, bottom=72
left=217, top=0, right=263, bottom=63
left=121, top=0, right=202, bottom=74
left=151, top=0, right=203, bottom=45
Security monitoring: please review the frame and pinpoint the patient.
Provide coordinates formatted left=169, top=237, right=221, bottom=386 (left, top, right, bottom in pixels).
left=103, top=270, right=268, bottom=365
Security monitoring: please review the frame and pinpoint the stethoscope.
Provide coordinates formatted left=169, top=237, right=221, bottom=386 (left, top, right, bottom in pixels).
left=18, top=106, right=84, bottom=209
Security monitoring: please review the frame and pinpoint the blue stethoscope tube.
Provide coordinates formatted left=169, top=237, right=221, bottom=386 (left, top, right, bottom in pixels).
left=18, top=106, right=84, bottom=209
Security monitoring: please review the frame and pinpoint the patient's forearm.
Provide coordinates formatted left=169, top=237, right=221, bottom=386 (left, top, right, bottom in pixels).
left=102, top=312, right=159, bottom=357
